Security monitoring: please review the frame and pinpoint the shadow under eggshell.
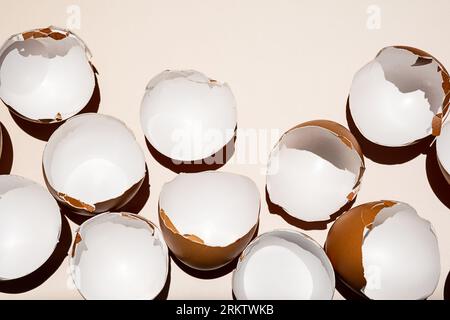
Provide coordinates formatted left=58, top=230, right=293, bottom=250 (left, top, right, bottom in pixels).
left=425, top=144, right=450, bottom=209
left=0, top=123, right=13, bottom=174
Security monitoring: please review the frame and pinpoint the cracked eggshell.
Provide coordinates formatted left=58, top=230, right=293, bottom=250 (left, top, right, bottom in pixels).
left=0, top=26, right=96, bottom=123
left=325, top=201, right=440, bottom=300
left=266, top=120, right=364, bottom=223
left=43, top=113, right=146, bottom=215
left=70, top=212, right=169, bottom=300
left=159, top=171, right=260, bottom=270
left=436, top=121, right=450, bottom=183
left=232, top=230, right=335, bottom=300
left=349, top=46, right=450, bottom=147
left=140, top=70, right=237, bottom=162
left=0, top=175, right=62, bottom=280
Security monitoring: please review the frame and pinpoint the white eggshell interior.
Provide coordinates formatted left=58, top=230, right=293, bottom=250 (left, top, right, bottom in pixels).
left=70, top=212, right=169, bottom=300
left=43, top=113, right=146, bottom=205
left=361, top=202, right=440, bottom=300
left=159, top=171, right=260, bottom=247
left=266, top=126, right=361, bottom=222
left=0, top=175, right=61, bottom=280
left=140, top=70, right=237, bottom=161
left=233, top=230, right=335, bottom=300
left=437, top=121, right=450, bottom=175
left=0, top=29, right=95, bottom=121
left=349, top=47, right=445, bottom=147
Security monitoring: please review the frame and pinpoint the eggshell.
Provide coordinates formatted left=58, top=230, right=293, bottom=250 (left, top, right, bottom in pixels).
left=159, top=171, right=260, bottom=270
left=325, top=200, right=440, bottom=300
left=349, top=46, right=450, bottom=147
left=0, top=26, right=96, bottom=123
left=0, top=175, right=62, bottom=280
left=232, top=229, right=335, bottom=300
left=266, top=120, right=364, bottom=223
left=140, top=70, right=237, bottom=164
left=43, top=113, right=146, bottom=214
left=70, top=212, right=169, bottom=299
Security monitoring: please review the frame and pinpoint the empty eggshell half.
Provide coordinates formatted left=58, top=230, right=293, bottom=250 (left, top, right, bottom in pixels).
left=140, top=70, right=237, bottom=163
left=436, top=121, right=450, bottom=183
left=349, top=46, right=450, bottom=147
left=0, top=26, right=96, bottom=123
left=43, top=113, right=146, bottom=214
left=159, top=171, right=260, bottom=270
left=232, top=229, right=335, bottom=300
left=70, top=212, right=169, bottom=300
left=266, top=120, right=364, bottom=223
left=0, top=175, right=62, bottom=280
left=325, top=200, right=440, bottom=300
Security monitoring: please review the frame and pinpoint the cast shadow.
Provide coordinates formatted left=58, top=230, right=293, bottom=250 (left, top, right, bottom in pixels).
left=346, top=98, right=432, bottom=165
left=425, top=143, right=450, bottom=209
left=335, top=272, right=368, bottom=301
left=145, top=131, right=236, bottom=174
left=170, top=253, right=239, bottom=281
left=0, top=123, right=13, bottom=174
left=265, top=187, right=355, bottom=230
left=171, top=223, right=259, bottom=280
left=154, top=260, right=171, bottom=300
left=63, top=168, right=150, bottom=225
left=7, top=73, right=100, bottom=141
left=0, top=214, right=72, bottom=294
left=444, top=271, right=450, bottom=300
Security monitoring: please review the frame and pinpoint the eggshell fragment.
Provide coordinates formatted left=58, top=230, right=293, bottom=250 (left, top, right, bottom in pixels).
left=70, top=212, right=169, bottom=300
left=266, top=120, right=364, bottom=223
left=232, top=230, right=335, bottom=300
left=436, top=121, right=450, bottom=183
left=0, top=175, right=62, bottom=280
left=349, top=46, right=450, bottom=147
left=325, top=201, right=440, bottom=300
left=140, top=70, right=237, bottom=164
left=0, top=26, right=96, bottom=123
left=43, top=113, right=146, bottom=214
left=159, top=171, right=260, bottom=270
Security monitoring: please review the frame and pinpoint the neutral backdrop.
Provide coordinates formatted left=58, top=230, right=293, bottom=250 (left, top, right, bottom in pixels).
left=0, top=0, right=449, bottom=300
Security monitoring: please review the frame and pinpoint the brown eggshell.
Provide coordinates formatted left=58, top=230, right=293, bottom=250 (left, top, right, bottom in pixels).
left=159, top=208, right=258, bottom=270
left=0, top=26, right=96, bottom=124
left=391, top=46, right=450, bottom=136
left=325, top=200, right=396, bottom=292
left=266, top=119, right=365, bottom=224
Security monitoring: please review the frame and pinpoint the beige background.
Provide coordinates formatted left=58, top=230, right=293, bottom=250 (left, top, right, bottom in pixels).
left=0, top=0, right=449, bottom=300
